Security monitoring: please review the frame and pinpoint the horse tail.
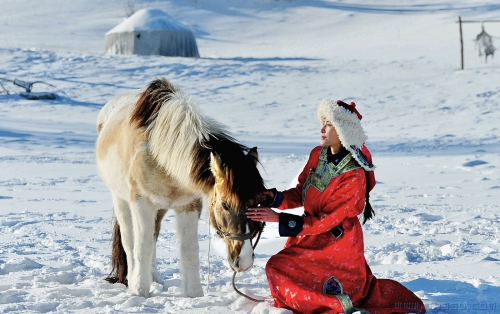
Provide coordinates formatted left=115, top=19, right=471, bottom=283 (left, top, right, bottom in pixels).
left=105, top=219, right=128, bottom=286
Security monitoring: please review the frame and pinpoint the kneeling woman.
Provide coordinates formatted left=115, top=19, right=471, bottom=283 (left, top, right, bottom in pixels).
left=247, top=99, right=425, bottom=314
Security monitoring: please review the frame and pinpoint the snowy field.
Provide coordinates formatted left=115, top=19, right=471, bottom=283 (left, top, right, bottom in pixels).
left=1, top=0, right=500, bottom=313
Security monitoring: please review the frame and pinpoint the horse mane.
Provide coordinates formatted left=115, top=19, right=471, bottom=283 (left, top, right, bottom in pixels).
left=130, top=78, right=177, bottom=127
left=193, top=133, right=265, bottom=203
left=131, top=78, right=265, bottom=198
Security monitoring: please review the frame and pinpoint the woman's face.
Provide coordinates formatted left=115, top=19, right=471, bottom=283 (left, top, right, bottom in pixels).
left=320, top=119, right=342, bottom=150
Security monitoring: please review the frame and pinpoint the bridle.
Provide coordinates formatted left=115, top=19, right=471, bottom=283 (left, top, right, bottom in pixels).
left=209, top=195, right=265, bottom=242
left=208, top=198, right=267, bottom=302
left=213, top=221, right=264, bottom=242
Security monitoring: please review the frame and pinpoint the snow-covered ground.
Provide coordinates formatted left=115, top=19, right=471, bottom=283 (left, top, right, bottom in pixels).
left=1, top=0, right=500, bottom=313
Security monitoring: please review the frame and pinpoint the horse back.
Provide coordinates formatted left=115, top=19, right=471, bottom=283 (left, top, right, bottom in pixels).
left=97, top=91, right=140, bottom=133
left=96, top=89, right=200, bottom=208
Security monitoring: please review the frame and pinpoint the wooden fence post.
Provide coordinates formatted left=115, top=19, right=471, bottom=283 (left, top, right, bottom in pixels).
left=459, top=16, right=464, bottom=70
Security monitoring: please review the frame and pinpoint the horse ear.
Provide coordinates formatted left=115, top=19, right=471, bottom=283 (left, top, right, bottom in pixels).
left=210, top=151, right=224, bottom=179
left=247, top=147, right=259, bottom=165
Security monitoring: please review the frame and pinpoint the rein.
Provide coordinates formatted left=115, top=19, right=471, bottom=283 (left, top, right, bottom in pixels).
left=207, top=194, right=267, bottom=302
left=208, top=218, right=267, bottom=303
left=231, top=224, right=266, bottom=303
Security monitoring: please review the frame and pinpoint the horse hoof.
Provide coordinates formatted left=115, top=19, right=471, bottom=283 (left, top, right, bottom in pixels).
left=186, top=285, right=204, bottom=298
left=129, top=286, right=150, bottom=298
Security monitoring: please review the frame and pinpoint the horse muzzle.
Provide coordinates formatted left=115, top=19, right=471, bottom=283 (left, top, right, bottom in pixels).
left=230, top=240, right=255, bottom=272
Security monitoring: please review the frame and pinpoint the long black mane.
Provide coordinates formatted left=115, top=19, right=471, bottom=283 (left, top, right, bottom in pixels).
left=192, top=133, right=265, bottom=203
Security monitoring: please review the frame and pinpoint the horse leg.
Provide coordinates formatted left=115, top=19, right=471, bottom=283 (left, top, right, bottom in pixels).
left=107, top=194, right=134, bottom=286
left=175, top=199, right=203, bottom=297
left=128, top=196, right=156, bottom=297
left=152, top=209, right=167, bottom=284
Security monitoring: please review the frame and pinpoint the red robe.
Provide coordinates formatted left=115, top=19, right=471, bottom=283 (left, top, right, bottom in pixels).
left=266, top=146, right=426, bottom=314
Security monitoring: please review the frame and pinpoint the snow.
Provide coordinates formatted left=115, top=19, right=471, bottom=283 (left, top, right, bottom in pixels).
left=106, top=9, right=194, bottom=34
left=1, top=0, right=500, bottom=313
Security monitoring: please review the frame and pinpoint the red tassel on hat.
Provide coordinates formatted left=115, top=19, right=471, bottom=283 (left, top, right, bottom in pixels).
left=337, top=100, right=363, bottom=120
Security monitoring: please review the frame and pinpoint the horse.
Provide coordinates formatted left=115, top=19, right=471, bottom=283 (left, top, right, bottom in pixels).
left=95, top=78, right=266, bottom=298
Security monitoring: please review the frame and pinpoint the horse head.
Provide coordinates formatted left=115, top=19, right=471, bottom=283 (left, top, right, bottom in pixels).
left=208, top=147, right=266, bottom=272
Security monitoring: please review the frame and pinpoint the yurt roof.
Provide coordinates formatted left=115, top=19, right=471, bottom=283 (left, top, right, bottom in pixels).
left=106, top=9, right=192, bottom=34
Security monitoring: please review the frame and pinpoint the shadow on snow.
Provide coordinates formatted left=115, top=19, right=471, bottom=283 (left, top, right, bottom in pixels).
left=405, top=278, right=500, bottom=314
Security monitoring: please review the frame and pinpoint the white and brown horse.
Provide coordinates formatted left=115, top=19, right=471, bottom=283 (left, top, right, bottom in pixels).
left=96, top=78, right=266, bottom=298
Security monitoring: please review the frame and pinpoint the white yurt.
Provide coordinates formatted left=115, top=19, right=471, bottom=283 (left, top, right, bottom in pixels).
left=104, top=9, right=199, bottom=57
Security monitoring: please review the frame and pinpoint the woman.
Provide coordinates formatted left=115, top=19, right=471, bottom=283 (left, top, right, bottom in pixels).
left=247, top=99, right=425, bottom=314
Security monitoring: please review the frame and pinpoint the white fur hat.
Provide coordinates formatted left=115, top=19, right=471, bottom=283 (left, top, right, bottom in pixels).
left=317, top=99, right=375, bottom=171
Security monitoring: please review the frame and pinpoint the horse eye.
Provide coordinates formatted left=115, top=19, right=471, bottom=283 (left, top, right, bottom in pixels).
left=222, top=202, right=231, bottom=211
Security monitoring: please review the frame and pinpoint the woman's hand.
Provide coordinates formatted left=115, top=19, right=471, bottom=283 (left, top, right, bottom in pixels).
left=246, top=207, right=279, bottom=223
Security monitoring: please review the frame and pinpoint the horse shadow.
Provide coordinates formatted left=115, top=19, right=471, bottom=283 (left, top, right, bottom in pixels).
left=404, top=278, right=500, bottom=313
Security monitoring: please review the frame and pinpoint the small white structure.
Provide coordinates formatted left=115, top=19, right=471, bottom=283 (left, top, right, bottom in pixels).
left=105, top=9, right=199, bottom=57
